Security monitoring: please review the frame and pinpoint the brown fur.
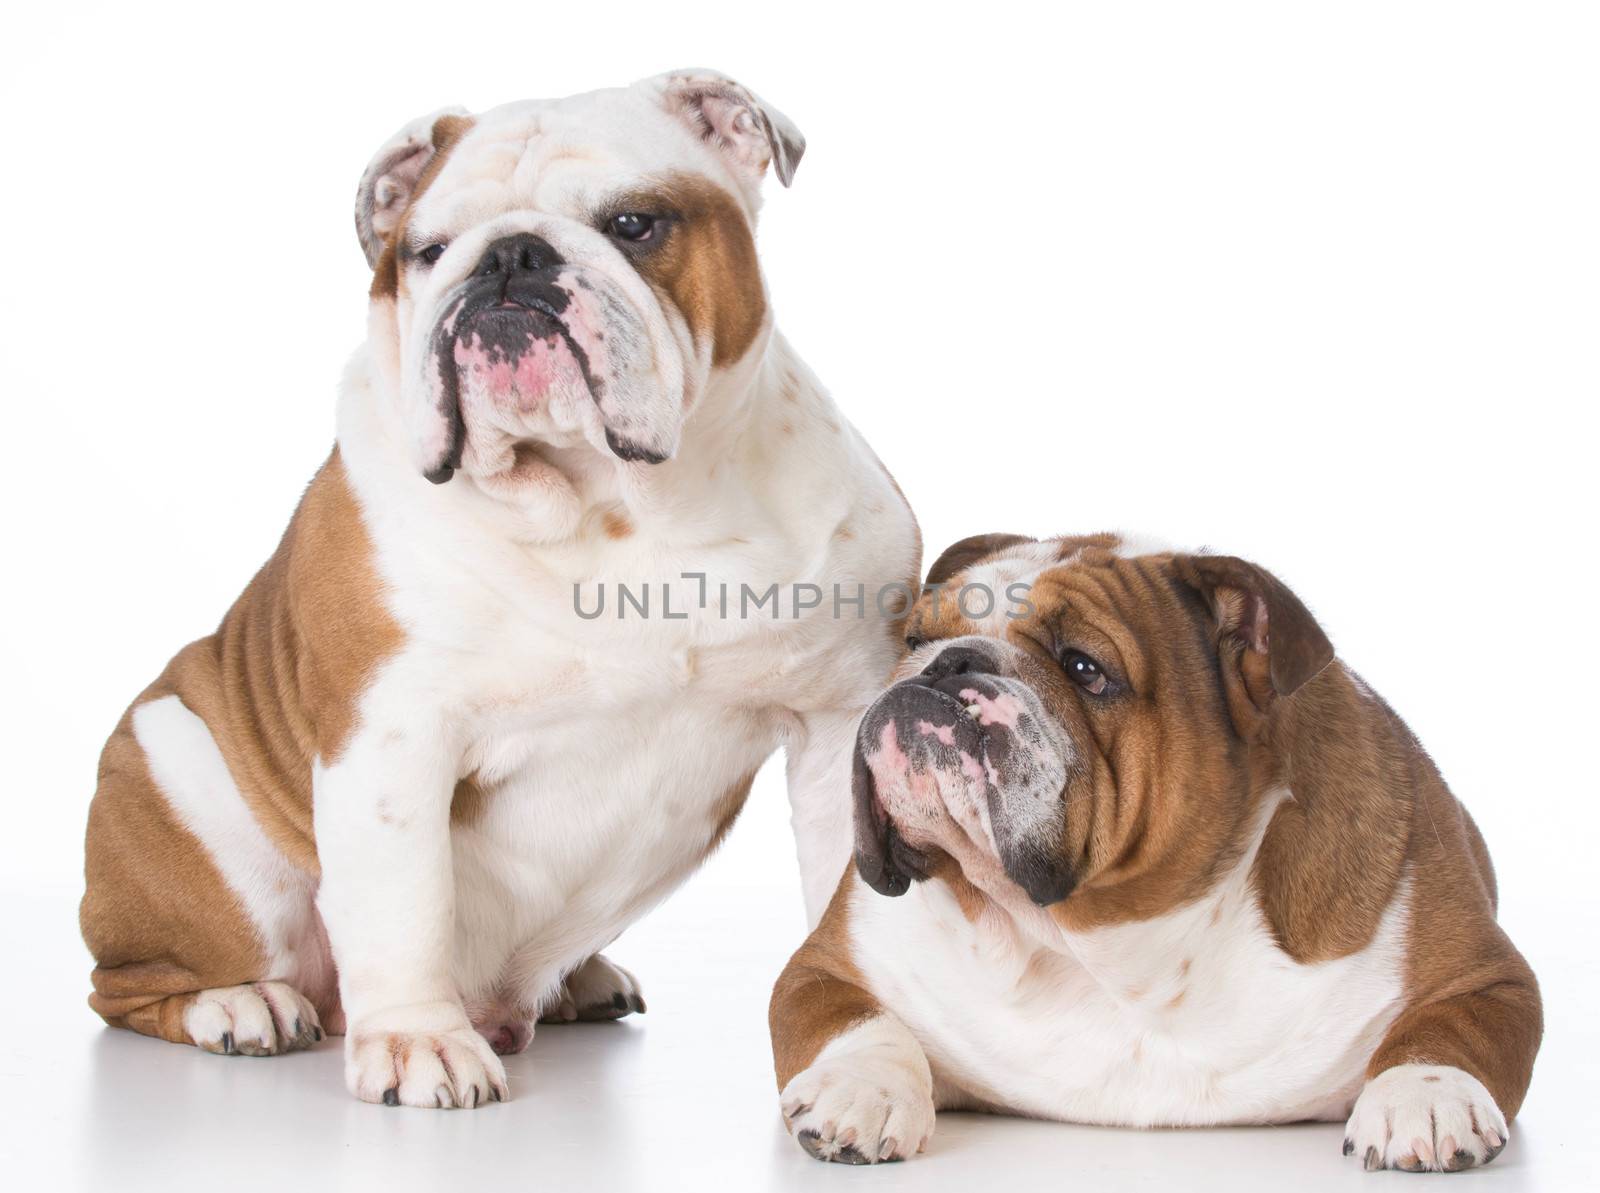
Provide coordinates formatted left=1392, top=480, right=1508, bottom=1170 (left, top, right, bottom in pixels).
left=706, top=768, right=760, bottom=854
left=620, top=173, right=766, bottom=368
left=772, top=532, right=1542, bottom=1120
left=368, top=114, right=477, bottom=301
left=80, top=449, right=401, bottom=1039
left=600, top=509, right=634, bottom=540
left=450, top=773, right=490, bottom=827
left=770, top=878, right=882, bottom=1088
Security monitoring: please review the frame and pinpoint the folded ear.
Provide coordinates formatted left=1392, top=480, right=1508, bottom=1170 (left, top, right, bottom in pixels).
left=651, top=69, right=805, bottom=187
left=925, top=533, right=1036, bottom=588
left=1177, top=554, right=1334, bottom=706
left=354, top=107, right=472, bottom=269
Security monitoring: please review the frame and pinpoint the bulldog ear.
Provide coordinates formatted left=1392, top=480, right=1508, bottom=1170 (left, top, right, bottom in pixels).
left=925, top=533, right=1036, bottom=588
left=1178, top=554, right=1335, bottom=704
left=354, top=107, right=472, bottom=269
left=654, top=69, right=805, bottom=187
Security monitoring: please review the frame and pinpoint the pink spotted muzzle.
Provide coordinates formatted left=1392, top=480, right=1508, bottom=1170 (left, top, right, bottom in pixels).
left=420, top=232, right=670, bottom=483
left=852, top=639, right=1077, bottom=906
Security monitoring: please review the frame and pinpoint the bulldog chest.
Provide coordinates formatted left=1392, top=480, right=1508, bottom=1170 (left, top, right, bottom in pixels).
left=851, top=866, right=1413, bottom=1127
left=439, top=639, right=787, bottom=1000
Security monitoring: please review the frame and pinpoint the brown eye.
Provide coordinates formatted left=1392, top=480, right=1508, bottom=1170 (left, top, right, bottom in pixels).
left=607, top=213, right=655, bottom=242
left=417, top=243, right=447, bottom=266
left=1063, top=650, right=1109, bottom=695
left=905, top=636, right=927, bottom=651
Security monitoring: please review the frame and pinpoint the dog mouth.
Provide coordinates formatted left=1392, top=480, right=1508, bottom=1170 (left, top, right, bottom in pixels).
left=851, top=673, right=1075, bottom=906
left=850, top=682, right=985, bottom=898
left=420, top=279, right=665, bottom=483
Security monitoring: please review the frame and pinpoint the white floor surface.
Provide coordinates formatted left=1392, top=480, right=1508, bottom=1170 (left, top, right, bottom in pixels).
left=4, top=866, right=1594, bottom=1192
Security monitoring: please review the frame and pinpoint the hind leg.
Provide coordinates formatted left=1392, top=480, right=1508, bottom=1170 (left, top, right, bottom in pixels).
left=83, top=692, right=330, bottom=1053
left=185, top=983, right=324, bottom=1055
left=539, top=953, right=646, bottom=1023
left=118, top=981, right=324, bottom=1055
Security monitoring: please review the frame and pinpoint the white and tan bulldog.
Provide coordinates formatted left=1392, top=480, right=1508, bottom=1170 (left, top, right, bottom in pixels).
left=80, top=69, right=919, bottom=1108
left=770, top=534, right=1541, bottom=1172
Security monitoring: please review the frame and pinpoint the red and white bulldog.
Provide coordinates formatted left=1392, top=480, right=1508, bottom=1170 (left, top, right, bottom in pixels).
left=770, top=534, right=1540, bottom=1172
left=80, top=70, right=918, bottom=1108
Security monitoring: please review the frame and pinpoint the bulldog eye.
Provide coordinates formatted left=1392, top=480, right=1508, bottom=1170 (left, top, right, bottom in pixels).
left=1062, top=650, right=1109, bottom=696
left=417, top=243, right=448, bottom=266
left=905, top=636, right=927, bottom=652
left=606, top=213, right=656, bottom=242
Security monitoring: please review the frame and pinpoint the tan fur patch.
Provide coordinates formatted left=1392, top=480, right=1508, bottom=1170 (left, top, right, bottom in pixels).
left=619, top=173, right=766, bottom=368
left=600, top=509, right=634, bottom=540
left=80, top=449, right=401, bottom=1035
left=705, top=768, right=760, bottom=854
left=895, top=532, right=1542, bottom=1118
left=769, top=875, right=882, bottom=1088
left=80, top=710, right=266, bottom=1038
left=369, top=114, right=477, bottom=301
left=450, top=773, right=490, bottom=827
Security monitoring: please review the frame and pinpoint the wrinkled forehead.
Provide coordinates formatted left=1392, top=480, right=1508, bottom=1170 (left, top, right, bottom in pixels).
left=914, top=533, right=1183, bottom=639
left=408, top=88, right=736, bottom=231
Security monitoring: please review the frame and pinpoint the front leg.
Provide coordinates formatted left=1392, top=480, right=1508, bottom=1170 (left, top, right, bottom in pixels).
left=1345, top=974, right=1541, bottom=1172
left=314, top=725, right=508, bottom=1108
left=770, top=882, right=936, bottom=1164
left=785, top=708, right=867, bottom=928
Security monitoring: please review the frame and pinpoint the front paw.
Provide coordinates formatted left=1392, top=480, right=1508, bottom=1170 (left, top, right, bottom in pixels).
left=346, top=1011, right=510, bottom=1109
left=780, top=1056, right=936, bottom=1164
left=1344, top=1064, right=1509, bottom=1172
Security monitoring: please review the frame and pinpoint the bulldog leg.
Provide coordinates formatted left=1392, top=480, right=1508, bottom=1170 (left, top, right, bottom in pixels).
left=770, top=891, right=936, bottom=1164
left=1345, top=978, right=1541, bottom=1172
left=82, top=694, right=328, bottom=1054
left=538, top=953, right=646, bottom=1024
left=785, top=709, right=868, bottom=928
left=314, top=726, right=509, bottom=1108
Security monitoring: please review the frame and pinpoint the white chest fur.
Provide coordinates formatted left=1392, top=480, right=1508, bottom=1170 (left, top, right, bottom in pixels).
left=849, top=814, right=1411, bottom=1127
left=328, top=338, right=914, bottom=1012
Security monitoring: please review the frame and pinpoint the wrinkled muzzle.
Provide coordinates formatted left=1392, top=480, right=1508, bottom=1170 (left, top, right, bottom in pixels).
left=852, top=641, right=1076, bottom=906
left=410, top=232, right=683, bottom=483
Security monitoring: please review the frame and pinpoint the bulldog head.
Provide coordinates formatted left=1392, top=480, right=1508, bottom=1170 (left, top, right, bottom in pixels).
left=852, top=533, right=1335, bottom=926
left=353, top=70, right=803, bottom=490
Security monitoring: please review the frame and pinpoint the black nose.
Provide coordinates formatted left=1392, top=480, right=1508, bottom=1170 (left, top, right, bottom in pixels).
left=471, top=233, right=563, bottom=280
left=920, top=644, right=994, bottom=682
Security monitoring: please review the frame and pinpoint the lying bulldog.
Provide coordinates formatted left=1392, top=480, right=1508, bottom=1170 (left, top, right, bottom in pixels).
left=80, top=70, right=918, bottom=1107
left=770, top=533, right=1540, bottom=1172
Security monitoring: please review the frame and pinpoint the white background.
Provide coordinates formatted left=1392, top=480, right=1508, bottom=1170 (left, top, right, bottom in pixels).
left=2, top=2, right=1596, bottom=1189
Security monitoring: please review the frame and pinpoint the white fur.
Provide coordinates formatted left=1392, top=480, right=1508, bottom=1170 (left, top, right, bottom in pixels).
left=320, top=336, right=907, bottom=1036
left=183, top=982, right=321, bottom=1055
left=134, top=696, right=318, bottom=980
left=1345, top=1063, right=1508, bottom=1172
left=1107, top=531, right=1183, bottom=560
left=945, top=539, right=1062, bottom=637
left=780, top=1015, right=936, bottom=1163
left=307, top=76, right=915, bottom=1106
left=840, top=797, right=1412, bottom=1128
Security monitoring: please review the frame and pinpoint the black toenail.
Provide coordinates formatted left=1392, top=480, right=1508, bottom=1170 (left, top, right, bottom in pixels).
left=294, top=1018, right=303, bottom=1036
left=1342, top=1138, right=1354, bottom=1156
left=612, top=992, right=629, bottom=1011
left=383, top=1088, right=399, bottom=1106
left=313, top=1026, right=324, bottom=1041
left=1363, top=1146, right=1382, bottom=1171
left=221, top=1031, right=235, bottom=1055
